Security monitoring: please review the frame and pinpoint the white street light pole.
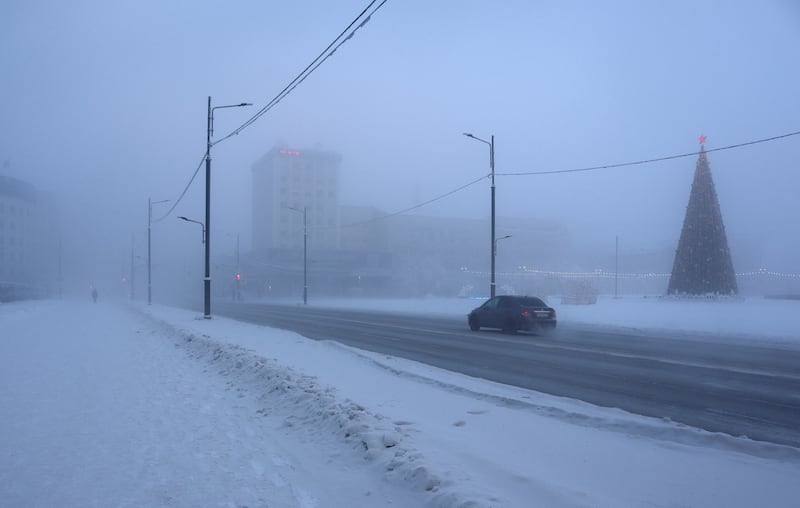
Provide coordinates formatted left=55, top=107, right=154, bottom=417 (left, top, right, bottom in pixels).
left=615, top=235, right=619, bottom=299
left=130, top=232, right=135, bottom=300
left=464, top=133, right=497, bottom=298
left=148, top=198, right=170, bottom=305
left=287, top=206, right=308, bottom=305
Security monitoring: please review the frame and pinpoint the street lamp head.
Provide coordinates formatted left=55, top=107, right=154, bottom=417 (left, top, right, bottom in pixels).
left=463, top=132, right=491, bottom=146
left=177, top=216, right=205, bottom=243
left=211, top=102, right=254, bottom=116
left=494, top=235, right=512, bottom=247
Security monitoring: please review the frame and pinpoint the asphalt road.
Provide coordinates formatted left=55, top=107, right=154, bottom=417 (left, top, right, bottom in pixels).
left=213, top=301, right=800, bottom=448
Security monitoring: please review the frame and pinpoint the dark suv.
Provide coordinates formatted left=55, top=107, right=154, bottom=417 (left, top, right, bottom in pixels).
left=467, top=295, right=557, bottom=334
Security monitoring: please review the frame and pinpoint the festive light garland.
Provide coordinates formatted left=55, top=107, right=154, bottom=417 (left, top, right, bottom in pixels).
left=458, top=267, right=800, bottom=279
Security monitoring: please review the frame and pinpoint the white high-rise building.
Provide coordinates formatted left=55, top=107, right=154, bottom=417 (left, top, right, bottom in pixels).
left=251, top=147, right=341, bottom=253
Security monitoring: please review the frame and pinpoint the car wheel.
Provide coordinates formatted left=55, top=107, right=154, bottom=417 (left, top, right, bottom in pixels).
left=468, top=315, right=480, bottom=331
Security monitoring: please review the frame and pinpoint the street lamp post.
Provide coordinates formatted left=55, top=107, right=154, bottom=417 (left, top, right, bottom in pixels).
left=148, top=198, right=170, bottom=305
left=130, top=232, right=144, bottom=300
left=178, top=216, right=206, bottom=311
left=58, top=238, right=63, bottom=299
left=615, top=235, right=619, bottom=299
left=178, top=216, right=206, bottom=244
left=204, top=97, right=252, bottom=319
left=493, top=235, right=511, bottom=292
left=287, top=206, right=308, bottom=305
left=130, top=232, right=135, bottom=300
left=235, top=233, right=240, bottom=301
left=464, top=132, right=497, bottom=298
left=493, top=235, right=511, bottom=256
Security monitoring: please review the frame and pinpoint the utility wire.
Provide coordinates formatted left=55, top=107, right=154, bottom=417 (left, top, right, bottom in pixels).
left=361, top=173, right=489, bottom=223
left=313, top=173, right=490, bottom=230
left=152, top=0, right=388, bottom=223
left=498, top=130, right=800, bottom=176
left=316, top=129, right=800, bottom=229
left=214, top=0, right=388, bottom=146
left=151, top=154, right=205, bottom=223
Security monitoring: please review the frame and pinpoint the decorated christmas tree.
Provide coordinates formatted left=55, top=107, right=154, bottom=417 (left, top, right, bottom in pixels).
left=668, top=136, right=738, bottom=296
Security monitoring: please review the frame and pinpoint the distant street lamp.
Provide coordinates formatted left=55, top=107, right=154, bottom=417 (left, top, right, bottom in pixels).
left=234, top=233, right=241, bottom=301
left=178, top=216, right=206, bottom=243
left=129, top=232, right=146, bottom=300
left=615, top=235, right=619, bottom=299
left=223, top=232, right=242, bottom=301
left=493, top=234, right=511, bottom=256
left=286, top=206, right=308, bottom=305
left=148, top=198, right=170, bottom=305
left=204, top=97, right=252, bottom=319
left=130, top=233, right=136, bottom=300
left=464, top=132, right=497, bottom=297
left=493, top=235, right=511, bottom=292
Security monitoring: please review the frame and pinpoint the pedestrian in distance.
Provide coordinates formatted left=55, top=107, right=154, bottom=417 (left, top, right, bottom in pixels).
left=91, top=286, right=98, bottom=303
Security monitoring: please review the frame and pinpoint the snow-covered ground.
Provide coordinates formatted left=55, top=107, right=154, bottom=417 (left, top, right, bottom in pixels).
left=1, top=297, right=798, bottom=507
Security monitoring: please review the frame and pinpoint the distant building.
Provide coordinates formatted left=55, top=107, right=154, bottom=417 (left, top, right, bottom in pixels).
left=247, top=145, right=571, bottom=297
left=383, top=214, right=570, bottom=296
left=339, top=205, right=388, bottom=252
left=251, top=147, right=342, bottom=253
left=0, top=174, right=58, bottom=295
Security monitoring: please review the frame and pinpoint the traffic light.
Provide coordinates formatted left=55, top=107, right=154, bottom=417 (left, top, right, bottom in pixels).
left=235, top=273, right=241, bottom=281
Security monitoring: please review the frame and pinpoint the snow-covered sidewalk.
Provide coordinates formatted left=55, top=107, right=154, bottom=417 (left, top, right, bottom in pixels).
left=2, top=298, right=799, bottom=507
left=0, top=300, right=429, bottom=507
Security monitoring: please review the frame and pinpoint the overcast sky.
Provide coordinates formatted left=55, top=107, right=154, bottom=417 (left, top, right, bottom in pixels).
left=2, top=0, right=799, bottom=287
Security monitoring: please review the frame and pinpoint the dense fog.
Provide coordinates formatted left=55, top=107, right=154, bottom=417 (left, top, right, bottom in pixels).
left=2, top=1, right=799, bottom=302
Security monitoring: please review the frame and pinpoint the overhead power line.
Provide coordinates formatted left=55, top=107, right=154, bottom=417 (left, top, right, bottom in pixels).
left=214, top=0, right=388, bottom=146
left=326, top=173, right=490, bottom=230
left=154, top=0, right=388, bottom=223
left=151, top=154, right=205, bottom=223
left=335, top=129, right=800, bottom=227
left=498, top=130, right=800, bottom=176
left=318, top=129, right=800, bottom=229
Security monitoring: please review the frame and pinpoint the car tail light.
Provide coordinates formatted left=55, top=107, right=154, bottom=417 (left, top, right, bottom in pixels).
left=521, top=309, right=531, bottom=317
left=551, top=309, right=557, bottom=318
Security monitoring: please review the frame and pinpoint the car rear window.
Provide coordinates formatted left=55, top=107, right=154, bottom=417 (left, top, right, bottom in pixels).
left=516, top=297, right=546, bottom=307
